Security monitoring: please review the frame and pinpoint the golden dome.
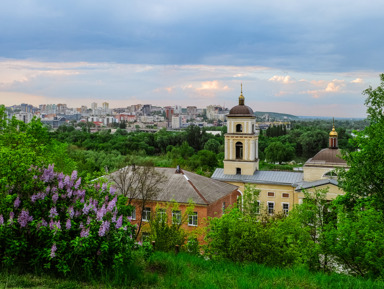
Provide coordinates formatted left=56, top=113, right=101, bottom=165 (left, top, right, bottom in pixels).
left=329, top=118, right=338, bottom=137
left=329, top=127, right=338, bottom=137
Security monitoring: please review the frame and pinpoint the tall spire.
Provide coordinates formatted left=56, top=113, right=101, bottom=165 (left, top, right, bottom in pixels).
left=239, top=83, right=245, bottom=105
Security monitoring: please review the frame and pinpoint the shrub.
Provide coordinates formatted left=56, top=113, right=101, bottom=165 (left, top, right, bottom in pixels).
left=0, top=165, right=140, bottom=283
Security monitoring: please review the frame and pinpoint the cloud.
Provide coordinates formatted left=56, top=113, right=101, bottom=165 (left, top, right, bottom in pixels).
left=351, top=78, right=363, bottom=83
left=269, top=75, right=295, bottom=84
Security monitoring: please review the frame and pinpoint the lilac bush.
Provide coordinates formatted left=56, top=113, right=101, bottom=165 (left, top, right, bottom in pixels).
left=0, top=164, right=137, bottom=279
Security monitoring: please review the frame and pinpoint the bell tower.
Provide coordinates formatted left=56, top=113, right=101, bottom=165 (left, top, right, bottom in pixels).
left=223, top=85, right=259, bottom=175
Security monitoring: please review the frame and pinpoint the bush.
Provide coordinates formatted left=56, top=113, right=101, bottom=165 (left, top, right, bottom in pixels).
left=0, top=165, right=141, bottom=283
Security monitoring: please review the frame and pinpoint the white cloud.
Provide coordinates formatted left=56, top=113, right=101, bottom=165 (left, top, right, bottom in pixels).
left=351, top=78, right=363, bottom=83
left=268, top=75, right=295, bottom=84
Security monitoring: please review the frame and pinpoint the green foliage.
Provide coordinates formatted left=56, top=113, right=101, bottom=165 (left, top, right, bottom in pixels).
left=147, top=202, right=194, bottom=252
left=264, top=141, right=295, bottom=164
left=204, top=207, right=315, bottom=268
left=0, top=107, right=76, bottom=196
left=338, top=74, right=384, bottom=210
left=324, top=202, right=384, bottom=278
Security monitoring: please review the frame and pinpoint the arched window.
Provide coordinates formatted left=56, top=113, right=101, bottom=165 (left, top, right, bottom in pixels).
left=236, top=124, right=242, bottom=132
left=236, top=142, right=243, bottom=159
left=323, top=170, right=338, bottom=179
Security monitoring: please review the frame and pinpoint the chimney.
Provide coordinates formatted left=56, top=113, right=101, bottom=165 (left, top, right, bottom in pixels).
left=176, top=165, right=181, bottom=174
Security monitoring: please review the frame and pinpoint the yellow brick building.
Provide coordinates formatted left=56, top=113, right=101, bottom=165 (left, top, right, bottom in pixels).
left=212, top=89, right=348, bottom=214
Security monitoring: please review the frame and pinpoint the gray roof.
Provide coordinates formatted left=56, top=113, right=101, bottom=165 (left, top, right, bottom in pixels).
left=110, top=167, right=239, bottom=206
left=295, top=179, right=339, bottom=191
left=211, top=168, right=303, bottom=186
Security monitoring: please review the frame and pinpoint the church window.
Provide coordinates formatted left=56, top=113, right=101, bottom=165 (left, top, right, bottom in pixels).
left=282, top=203, right=289, bottom=215
left=236, top=124, right=242, bottom=132
left=267, top=202, right=274, bottom=215
left=235, top=142, right=243, bottom=159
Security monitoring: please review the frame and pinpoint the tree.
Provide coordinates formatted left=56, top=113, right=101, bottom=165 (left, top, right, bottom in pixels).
left=204, top=139, right=220, bottom=154
left=107, top=163, right=167, bottom=238
left=338, top=74, right=384, bottom=210
left=264, top=141, right=295, bottom=164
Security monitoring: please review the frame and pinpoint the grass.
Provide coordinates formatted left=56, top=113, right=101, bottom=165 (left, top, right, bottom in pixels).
left=2, top=252, right=384, bottom=289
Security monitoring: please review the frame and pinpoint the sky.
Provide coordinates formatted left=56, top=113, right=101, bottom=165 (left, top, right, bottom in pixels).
left=1, top=0, right=383, bottom=117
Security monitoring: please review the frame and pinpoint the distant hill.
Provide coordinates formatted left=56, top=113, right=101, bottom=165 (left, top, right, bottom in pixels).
left=254, top=111, right=299, bottom=120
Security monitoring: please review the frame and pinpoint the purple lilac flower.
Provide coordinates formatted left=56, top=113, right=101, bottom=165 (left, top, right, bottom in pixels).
left=74, top=210, right=81, bottom=218
left=63, top=176, right=70, bottom=187
left=68, top=206, right=74, bottom=219
left=67, top=189, right=73, bottom=198
left=109, top=186, right=117, bottom=195
left=97, top=204, right=107, bottom=221
left=50, top=243, right=57, bottom=258
left=57, top=172, right=64, bottom=182
left=115, top=215, right=123, bottom=229
left=58, top=180, right=64, bottom=189
left=9, top=211, right=14, bottom=223
left=54, top=220, right=61, bottom=230
left=18, top=210, right=33, bottom=228
left=82, top=203, right=91, bottom=215
left=14, top=197, right=20, bottom=209
left=31, top=194, right=38, bottom=203
left=128, top=216, right=132, bottom=222
left=101, top=183, right=107, bottom=192
left=112, top=211, right=117, bottom=223
left=71, top=170, right=78, bottom=181
left=49, top=219, right=54, bottom=230
left=80, top=197, right=85, bottom=204
left=46, top=186, right=51, bottom=193
left=80, top=227, right=90, bottom=238
left=42, top=165, right=55, bottom=183
left=98, top=221, right=110, bottom=237
left=87, top=216, right=92, bottom=225
left=0, top=215, right=4, bottom=225
left=66, top=219, right=71, bottom=230
left=52, top=193, right=59, bottom=204
left=107, top=196, right=117, bottom=212
left=41, top=218, right=48, bottom=227
left=33, top=175, right=38, bottom=180
left=105, top=195, right=109, bottom=202
left=74, top=178, right=81, bottom=189
left=79, top=222, right=84, bottom=229
left=49, top=207, right=58, bottom=218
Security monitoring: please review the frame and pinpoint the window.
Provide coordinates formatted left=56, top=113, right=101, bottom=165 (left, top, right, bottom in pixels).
left=267, top=202, right=274, bottom=215
left=236, top=124, right=242, bottom=132
left=282, top=203, right=289, bottom=215
left=236, top=142, right=243, bottom=159
left=236, top=168, right=241, bottom=175
left=172, top=210, right=182, bottom=224
left=188, top=212, right=198, bottom=226
left=282, top=193, right=289, bottom=198
left=142, top=207, right=151, bottom=221
left=267, top=192, right=275, bottom=197
left=157, top=208, right=166, bottom=222
left=130, top=207, right=136, bottom=220
left=222, top=202, right=226, bottom=214
left=252, top=124, right=255, bottom=133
